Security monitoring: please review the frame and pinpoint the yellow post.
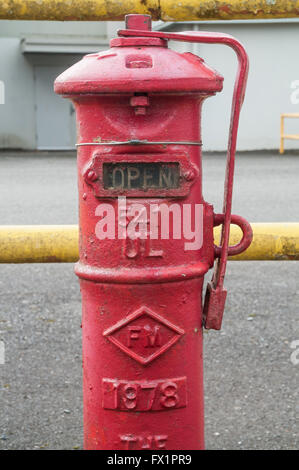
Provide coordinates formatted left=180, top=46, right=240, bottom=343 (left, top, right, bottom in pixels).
left=279, top=113, right=299, bottom=154
left=280, top=114, right=284, bottom=154
left=0, top=0, right=299, bottom=21
left=0, top=223, right=299, bottom=263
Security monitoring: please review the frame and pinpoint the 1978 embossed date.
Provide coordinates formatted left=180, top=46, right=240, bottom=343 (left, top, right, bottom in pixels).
left=102, top=376, right=187, bottom=412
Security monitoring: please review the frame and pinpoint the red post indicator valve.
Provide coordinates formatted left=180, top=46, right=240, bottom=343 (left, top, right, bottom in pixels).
left=54, top=14, right=252, bottom=450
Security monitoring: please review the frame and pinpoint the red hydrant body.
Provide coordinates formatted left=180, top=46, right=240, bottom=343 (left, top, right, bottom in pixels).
left=55, top=15, right=252, bottom=450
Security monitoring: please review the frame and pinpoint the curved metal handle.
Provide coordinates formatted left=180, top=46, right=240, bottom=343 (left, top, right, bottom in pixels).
left=214, top=214, right=253, bottom=257
left=119, top=27, right=250, bottom=329
left=119, top=27, right=249, bottom=289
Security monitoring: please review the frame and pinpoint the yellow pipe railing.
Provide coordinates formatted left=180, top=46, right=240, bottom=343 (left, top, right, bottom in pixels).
left=0, top=0, right=299, bottom=21
left=0, top=225, right=79, bottom=263
left=0, top=223, right=299, bottom=263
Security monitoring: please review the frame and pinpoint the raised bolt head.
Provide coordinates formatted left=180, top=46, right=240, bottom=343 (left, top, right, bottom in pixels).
left=184, top=170, right=195, bottom=181
left=86, top=170, right=97, bottom=182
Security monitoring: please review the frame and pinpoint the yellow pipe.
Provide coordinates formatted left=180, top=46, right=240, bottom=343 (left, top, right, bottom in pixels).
left=215, top=222, right=299, bottom=261
left=0, top=0, right=299, bottom=21
left=0, top=225, right=79, bottom=263
left=0, top=223, right=299, bottom=263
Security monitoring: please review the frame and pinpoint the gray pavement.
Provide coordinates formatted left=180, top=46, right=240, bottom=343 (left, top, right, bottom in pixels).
left=0, top=150, right=298, bottom=450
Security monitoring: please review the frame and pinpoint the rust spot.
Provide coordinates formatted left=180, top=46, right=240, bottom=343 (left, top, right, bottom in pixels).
left=148, top=6, right=162, bottom=21
left=275, top=254, right=299, bottom=261
left=219, top=5, right=232, bottom=15
left=147, top=0, right=161, bottom=21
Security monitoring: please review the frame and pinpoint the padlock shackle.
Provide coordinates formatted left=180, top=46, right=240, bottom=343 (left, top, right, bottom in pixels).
left=119, top=28, right=249, bottom=292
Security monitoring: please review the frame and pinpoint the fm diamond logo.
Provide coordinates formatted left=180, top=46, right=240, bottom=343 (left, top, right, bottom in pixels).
left=103, top=306, right=185, bottom=365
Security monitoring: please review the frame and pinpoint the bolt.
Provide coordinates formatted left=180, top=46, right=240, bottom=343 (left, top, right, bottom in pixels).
left=184, top=170, right=195, bottom=181
left=134, top=106, right=147, bottom=116
left=86, top=170, right=97, bottom=182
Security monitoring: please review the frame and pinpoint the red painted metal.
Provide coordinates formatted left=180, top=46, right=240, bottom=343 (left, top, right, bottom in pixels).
left=54, top=14, right=252, bottom=450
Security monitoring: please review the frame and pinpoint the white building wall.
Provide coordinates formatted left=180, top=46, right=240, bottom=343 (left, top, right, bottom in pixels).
left=0, top=19, right=299, bottom=151
left=0, top=20, right=108, bottom=149
left=163, top=21, right=299, bottom=151
left=0, top=35, right=36, bottom=148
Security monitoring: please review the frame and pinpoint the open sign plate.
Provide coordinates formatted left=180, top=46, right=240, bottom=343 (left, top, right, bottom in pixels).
left=83, top=153, right=198, bottom=198
left=103, top=162, right=180, bottom=191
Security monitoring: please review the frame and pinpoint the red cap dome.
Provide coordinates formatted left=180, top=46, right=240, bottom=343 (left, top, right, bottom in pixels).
left=54, top=15, right=223, bottom=95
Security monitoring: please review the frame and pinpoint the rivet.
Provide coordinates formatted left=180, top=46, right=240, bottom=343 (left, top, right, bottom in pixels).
left=184, top=170, right=195, bottom=181
left=86, top=170, right=97, bottom=182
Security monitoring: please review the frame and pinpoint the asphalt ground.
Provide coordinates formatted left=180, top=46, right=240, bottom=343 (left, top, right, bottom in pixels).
left=0, top=150, right=298, bottom=450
